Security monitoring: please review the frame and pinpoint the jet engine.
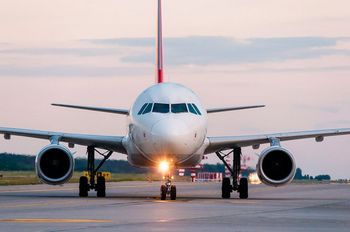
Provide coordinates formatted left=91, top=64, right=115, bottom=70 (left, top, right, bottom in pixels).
left=35, top=144, right=74, bottom=185
left=256, top=146, right=296, bottom=187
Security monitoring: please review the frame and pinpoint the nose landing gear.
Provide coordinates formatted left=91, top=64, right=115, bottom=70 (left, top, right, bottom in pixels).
left=160, top=174, right=177, bottom=200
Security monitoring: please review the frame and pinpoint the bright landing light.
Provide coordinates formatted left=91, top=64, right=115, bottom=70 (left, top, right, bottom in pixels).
left=159, top=161, right=170, bottom=173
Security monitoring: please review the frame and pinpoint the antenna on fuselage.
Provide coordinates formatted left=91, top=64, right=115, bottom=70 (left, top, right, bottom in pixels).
left=156, top=0, right=164, bottom=83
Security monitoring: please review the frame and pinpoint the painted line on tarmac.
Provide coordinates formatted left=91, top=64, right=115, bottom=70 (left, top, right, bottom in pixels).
left=0, top=200, right=77, bottom=209
left=0, top=184, right=152, bottom=194
left=0, top=218, right=112, bottom=223
left=0, top=187, right=76, bottom=193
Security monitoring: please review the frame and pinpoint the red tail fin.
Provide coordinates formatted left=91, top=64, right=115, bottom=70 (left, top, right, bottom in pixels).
left=156, top=0, right=164, bottom=83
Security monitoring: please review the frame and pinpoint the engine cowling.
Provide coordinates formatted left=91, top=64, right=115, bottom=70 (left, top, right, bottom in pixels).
left=35, top=144, right=74, bottom=185
left=256, top=146, right=296, bottom=187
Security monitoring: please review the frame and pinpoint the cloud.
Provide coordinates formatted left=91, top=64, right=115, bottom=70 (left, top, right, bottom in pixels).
left=0, top=47, right=122, bottom=57
left=88, top=36, right=350, bottom=65
left=0, top=65, right=148, bottom=77
left=0, top=36, right=349, bottom=77
left=296, top=104, right=342, bottom=114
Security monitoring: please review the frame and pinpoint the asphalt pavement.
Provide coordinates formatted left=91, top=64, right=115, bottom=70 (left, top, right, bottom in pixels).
left=0, top=181, right=349, bottom=232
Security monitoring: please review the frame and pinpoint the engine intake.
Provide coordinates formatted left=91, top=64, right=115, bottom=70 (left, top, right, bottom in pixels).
left=35, top=144, right=74, bottom=185
left=257, top=146, right=296, bottom=187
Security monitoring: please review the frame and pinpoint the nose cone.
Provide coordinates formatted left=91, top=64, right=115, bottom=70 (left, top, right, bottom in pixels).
left=151, top=118, right=194, bottom=155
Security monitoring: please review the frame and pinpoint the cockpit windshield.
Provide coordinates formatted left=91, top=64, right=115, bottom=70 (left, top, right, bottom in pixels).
left=153, top=103, right=170, bottom=113
left=138, top=103, right=201, bottom=115
left=171, top=103, right=188, bottom=113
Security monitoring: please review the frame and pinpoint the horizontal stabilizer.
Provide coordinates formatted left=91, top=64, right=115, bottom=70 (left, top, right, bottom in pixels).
left=52, top=103, right=129, bottom=115
left=206, top=105, right=265, bottom=113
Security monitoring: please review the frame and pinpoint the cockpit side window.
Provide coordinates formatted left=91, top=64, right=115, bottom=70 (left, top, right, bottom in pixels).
left=142, top=103, right=153, bottom=114
left=137, top=103, right=148, bottom=115
left=153, top=103, right=170, bottom=113
left=187, top=103, right=198, bottom=115
left=191, top=103, right=202, bottom=115
left=171, top=103, right=188, bottom=113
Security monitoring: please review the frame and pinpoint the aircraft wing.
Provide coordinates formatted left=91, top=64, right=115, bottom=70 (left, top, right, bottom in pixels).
left=206, top=105, right=265, bottom=113
left=0, top=127, right=126, bottom=154
left=52, top=103, right=129, bottom=115
left=205, top=128, right=350, bottom=154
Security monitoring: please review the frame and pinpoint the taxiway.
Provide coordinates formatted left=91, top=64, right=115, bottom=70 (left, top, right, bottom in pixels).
left=0, top=181, right=349, bottom=231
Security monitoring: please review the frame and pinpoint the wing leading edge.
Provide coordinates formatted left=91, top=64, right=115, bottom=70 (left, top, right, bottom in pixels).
left=205, top=128, right=350, bottom=154
left=206, top=105, right=265, bottom=113
left=0, top=127, right=126, bottom=154
left=52, top=103, right=129, bottom=115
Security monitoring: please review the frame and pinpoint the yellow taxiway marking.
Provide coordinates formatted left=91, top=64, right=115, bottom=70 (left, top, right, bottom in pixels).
left=0, top=200, right=77, bottom=209
left=0, top=218, right=112, bottom=223
left=0, top=184, right=152, bottom=194
left=0, top=188, right=76, bottom=194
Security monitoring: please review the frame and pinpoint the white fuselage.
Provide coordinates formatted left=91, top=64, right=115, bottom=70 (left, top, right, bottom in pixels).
left=123, top=83, right=209, bottom=168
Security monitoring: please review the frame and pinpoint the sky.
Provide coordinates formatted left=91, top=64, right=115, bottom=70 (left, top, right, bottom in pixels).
left=0, top=0, right=350, bottom=179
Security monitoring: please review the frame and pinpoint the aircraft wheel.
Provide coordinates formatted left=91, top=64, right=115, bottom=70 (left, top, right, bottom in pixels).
left=160, top=185, right=167, bottom=200
left=170, top=185, right=177, bottom=200
left=96, top=176, right=106, bottom=197
left=239, top=177, right=248, bottom=199
left=222, top=177, right=231, bottom=199
left=79, top=176, right=89, bottom=197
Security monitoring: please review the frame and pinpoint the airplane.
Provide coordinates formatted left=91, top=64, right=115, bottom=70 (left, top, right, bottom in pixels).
left=1, top=0, right=350, bottom=200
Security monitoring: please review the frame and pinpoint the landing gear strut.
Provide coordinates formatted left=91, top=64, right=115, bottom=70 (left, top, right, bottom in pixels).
left=216, top=147, right=248, bottom=199
left=160, top=174, right=176, bottom=200
left=79, top=146, right=113, bottom=197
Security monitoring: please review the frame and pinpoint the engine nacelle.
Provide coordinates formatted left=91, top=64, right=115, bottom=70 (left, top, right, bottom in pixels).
left=35, top=144, right=74, bottom=185
left=257, top=146, right=296, bottom=187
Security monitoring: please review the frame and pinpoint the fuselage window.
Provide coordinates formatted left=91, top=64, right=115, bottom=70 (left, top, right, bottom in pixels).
left=191, top=103, right=202, bottom=115
left=142, top=103, right=153, bottom=114
left=153, top=103, right=170, bottom=113
left=187, top=103, right=198, bottom=115
left=171, top=103, right=188, bottom=113
left=138, top=103, right=148, bottom=115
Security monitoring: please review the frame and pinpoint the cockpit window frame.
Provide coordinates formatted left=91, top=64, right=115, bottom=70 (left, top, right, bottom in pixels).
left=137, top=103, right=148, bottom=115
left=142, top=103, right=153, bottom=114
left=191, top=103, right=202, bottom=115
left=187, top=103, right=198, bottom=115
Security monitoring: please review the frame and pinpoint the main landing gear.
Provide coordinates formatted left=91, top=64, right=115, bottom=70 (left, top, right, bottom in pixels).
left=79, top=146, right=113, bottom=198
left=160, top=174, right=177, bottom=200
left=216, top=147, right=248, bottom=199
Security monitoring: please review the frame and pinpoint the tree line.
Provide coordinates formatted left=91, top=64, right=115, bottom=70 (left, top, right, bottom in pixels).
left=0, top=153, right=225, bottom=174
left=294, top=167, right=331, bottom=181
left=0, top=153, right=331, bottom=180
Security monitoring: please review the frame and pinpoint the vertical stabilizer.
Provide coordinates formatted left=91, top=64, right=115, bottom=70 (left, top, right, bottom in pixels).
left=156, top=0, right=164, bottom=83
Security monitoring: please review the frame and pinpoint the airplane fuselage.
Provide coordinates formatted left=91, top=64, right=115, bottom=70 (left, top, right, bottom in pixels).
left=123, top=83, right=209, bottom=168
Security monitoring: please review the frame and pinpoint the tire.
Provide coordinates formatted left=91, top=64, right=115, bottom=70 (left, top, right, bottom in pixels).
left=160, top=185, right=167, bottom=200
left=222, top=177, right=231, bottom=199
left=170, top=185, right=176, bottom=200
left=79, top=176, right=89, bottom=197
left=96, top=176, right=106, bottom=198
left=239, top=177, right=248, bottom=199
